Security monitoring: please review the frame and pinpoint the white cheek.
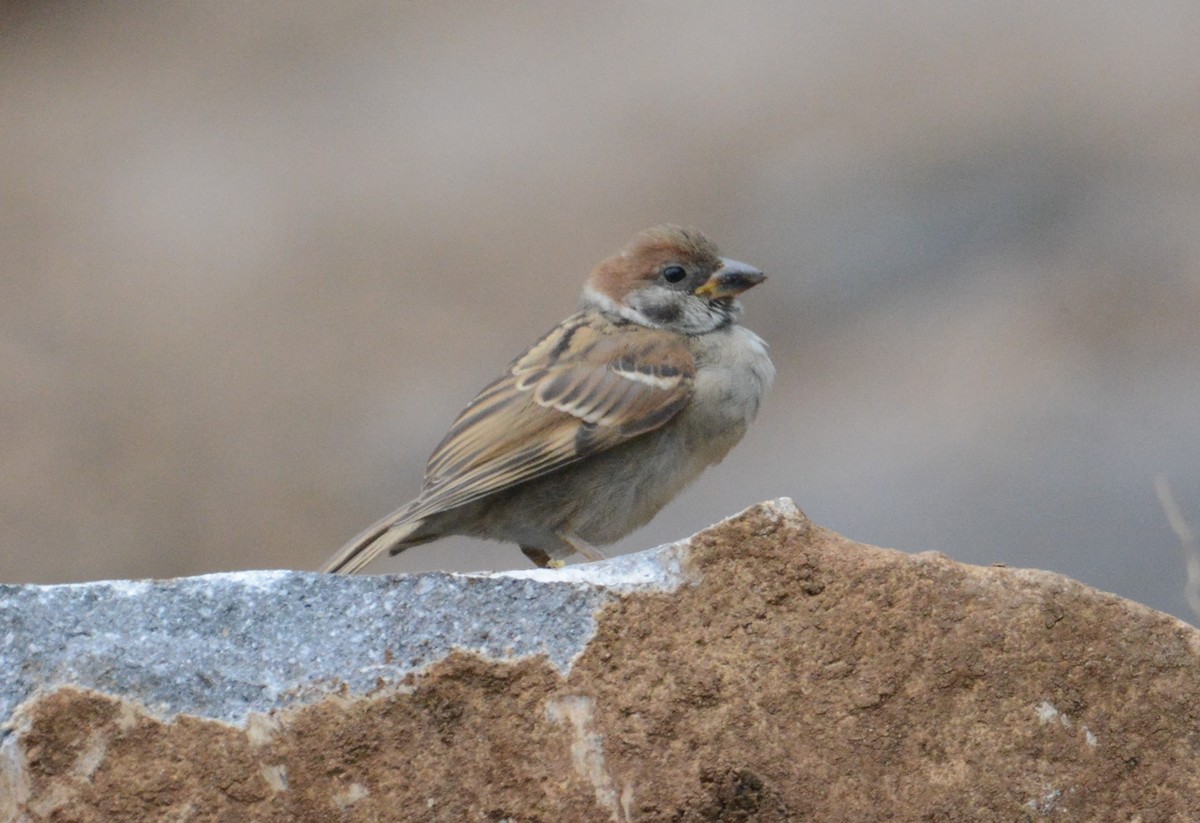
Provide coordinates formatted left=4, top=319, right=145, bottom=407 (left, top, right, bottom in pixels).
left=581, top=284, right=654, bottom=326
left=628, top=287, right=726, bottom=334
left=627, top=285, right=675, bottom=319
left=582, top=283, right=740, bottom=335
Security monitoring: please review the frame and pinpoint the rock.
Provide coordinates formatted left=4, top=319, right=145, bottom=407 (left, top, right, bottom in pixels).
left=2, top=499, right=1199, bottom=821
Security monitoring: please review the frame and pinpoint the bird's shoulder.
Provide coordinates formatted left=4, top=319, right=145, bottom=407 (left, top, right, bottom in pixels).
left=510, top=309, right=696, bottom=412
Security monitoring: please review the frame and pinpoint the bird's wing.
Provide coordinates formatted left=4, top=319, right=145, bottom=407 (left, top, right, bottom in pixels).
left=403, top=310, right=696, bottom=522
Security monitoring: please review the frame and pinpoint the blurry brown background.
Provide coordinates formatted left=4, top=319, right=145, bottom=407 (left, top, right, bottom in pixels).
left=3, top=3, right=1198, bottom=620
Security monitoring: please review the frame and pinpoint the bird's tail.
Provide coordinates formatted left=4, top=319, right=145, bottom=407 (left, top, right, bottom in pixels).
left=321, top=507, right=436, bottom=574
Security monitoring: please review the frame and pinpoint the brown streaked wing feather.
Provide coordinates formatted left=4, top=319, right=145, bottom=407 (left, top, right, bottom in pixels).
left=402, top=311, right=695, bottom=522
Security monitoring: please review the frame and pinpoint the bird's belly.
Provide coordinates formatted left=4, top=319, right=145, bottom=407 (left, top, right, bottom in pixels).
left=476, top=410, right=745, bottom=550
left=566, top=422, right=729, bottom=544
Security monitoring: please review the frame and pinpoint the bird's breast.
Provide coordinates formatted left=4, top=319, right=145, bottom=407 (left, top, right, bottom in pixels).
left=685, top=324, right=775, bottom=438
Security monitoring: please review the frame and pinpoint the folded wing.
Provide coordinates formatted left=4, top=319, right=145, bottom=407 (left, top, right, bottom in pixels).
left=405, top=310, right=696, bottom=522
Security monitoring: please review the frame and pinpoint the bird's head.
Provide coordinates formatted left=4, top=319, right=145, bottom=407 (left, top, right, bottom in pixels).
left=583, top=225, right=765, bottom=334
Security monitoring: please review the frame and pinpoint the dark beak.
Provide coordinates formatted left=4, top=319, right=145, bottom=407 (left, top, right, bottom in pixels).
left=693, top=257, right=766, bottom=299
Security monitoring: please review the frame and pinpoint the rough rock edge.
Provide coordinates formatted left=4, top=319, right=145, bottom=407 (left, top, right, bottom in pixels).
left=0, top=501, right=796, bottom=821
left=1, top=501, right=761, bottom=730
left=0, top=501, right=796, bottom=734
left=6, top=500, right=1200, bottom=822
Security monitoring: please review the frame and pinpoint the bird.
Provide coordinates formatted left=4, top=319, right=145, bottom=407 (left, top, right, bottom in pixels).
left=322, top=225, right=774, bottom=573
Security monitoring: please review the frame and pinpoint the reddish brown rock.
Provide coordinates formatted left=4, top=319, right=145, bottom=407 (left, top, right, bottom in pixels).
left=4, top=501, right=1200, bottom=821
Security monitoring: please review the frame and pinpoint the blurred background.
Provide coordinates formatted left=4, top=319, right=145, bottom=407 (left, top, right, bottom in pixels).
left=3, top=2, right=1198, bottom=621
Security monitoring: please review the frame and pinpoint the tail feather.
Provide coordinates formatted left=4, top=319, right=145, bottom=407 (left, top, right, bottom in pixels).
left=321, top=509, right=432, bottom=574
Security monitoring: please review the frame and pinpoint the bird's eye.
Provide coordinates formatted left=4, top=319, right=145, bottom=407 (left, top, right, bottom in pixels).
left=662, top=265, right=687, bottom=283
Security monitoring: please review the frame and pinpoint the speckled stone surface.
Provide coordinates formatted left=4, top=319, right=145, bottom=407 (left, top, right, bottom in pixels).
left=0, top=510, right=704, bottom=725
left=6, top=499, right=1200, bottom=822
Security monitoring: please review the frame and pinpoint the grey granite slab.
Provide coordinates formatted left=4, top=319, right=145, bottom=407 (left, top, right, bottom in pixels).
left=0, top=516, right=714, bottom=727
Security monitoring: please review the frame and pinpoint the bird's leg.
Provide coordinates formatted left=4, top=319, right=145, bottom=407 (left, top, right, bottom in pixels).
left=557, top=532, right=607, bottom=563
left=521, top=545, right=562, bottom=568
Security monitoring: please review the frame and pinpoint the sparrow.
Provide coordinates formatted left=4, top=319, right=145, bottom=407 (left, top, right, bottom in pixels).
left=322, top=225, right=774, bottom=573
